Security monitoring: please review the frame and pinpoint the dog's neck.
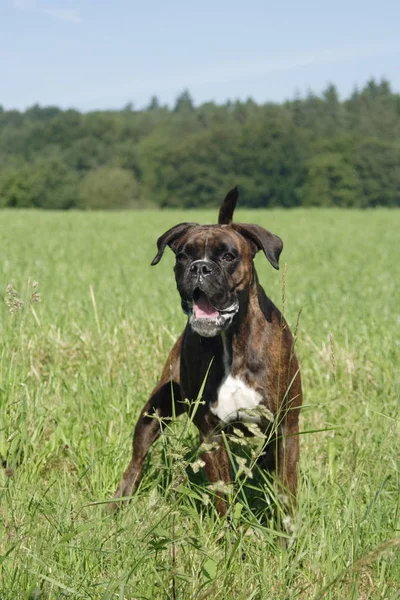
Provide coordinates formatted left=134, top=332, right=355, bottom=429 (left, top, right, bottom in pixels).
left=220, top=274, right=270, bottom=378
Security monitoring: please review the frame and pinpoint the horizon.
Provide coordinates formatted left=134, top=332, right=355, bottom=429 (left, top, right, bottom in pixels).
left=0, top=76, right=394, bottom=114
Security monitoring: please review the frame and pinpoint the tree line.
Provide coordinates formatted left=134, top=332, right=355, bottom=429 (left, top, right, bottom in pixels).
left=1, top=78, right=399, bottom=210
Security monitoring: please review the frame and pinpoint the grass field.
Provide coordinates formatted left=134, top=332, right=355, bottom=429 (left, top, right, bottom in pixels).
left=0, top=208, right=399, bottom=600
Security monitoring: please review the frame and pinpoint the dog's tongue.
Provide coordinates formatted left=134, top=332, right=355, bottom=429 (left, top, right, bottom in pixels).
left=193, top=292, right=219, bottom=319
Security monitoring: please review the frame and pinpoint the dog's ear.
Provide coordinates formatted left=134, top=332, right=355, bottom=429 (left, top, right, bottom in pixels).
left=151, top=223, right=197, bottom=266
left=231, top=223, right=283, bottom=270
left=218, top=186, right=238, bottom=225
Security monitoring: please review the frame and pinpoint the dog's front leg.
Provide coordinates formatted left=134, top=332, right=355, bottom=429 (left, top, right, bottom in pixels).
left=277, top=421, right=300, bottom=506
left=200, top=434, right=231, bottom=516
left=111, top=380, right=183, bottom=511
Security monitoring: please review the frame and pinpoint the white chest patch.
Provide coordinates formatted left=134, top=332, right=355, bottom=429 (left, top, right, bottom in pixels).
left=211, top=375, right=263, bottom=424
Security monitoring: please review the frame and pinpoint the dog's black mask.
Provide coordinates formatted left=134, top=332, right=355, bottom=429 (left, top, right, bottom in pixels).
left=174, top=233, right=241, bottom=337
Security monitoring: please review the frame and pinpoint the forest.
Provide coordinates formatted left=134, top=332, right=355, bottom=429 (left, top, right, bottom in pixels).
left=0, top=78, right=399, bottom=209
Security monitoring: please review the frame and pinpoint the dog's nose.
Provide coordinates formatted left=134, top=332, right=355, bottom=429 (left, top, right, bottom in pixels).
left=189, top=260, right=213, bottom=277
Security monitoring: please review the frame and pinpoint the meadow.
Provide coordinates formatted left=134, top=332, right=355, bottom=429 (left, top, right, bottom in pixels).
left=0, top=208, right=399, bottom=599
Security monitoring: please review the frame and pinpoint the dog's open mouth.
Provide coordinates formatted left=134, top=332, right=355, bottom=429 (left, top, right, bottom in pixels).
left=192, top=289, right=219, bottom=319
left=184, top=288, right=239, bottom=337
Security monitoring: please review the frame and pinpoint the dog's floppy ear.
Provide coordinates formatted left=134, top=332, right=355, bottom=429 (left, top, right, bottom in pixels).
left=231, top=223, right=283, bottom=270
left=218, top=186, right=238, bottom=225
left=151, top=223, right=197, bottom=266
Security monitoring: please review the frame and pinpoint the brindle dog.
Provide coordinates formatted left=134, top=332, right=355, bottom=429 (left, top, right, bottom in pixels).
left=112, top=188, right=302, bottom=515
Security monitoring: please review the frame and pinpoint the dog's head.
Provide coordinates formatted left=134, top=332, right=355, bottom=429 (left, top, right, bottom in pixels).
left=151, top=187, right=283, bottom=337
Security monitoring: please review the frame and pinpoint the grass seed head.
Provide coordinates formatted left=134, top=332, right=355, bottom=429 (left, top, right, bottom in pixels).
left=5, top=284, right=24, bottom=314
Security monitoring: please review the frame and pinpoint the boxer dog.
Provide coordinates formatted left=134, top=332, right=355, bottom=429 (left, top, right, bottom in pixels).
left=112, top=188, right=302, bottom=515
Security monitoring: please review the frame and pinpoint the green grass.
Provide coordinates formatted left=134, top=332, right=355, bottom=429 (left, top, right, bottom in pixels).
left=0, top=208, right=399, bottom=599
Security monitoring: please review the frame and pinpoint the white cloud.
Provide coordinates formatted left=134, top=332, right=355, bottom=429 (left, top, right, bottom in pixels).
left=13, top=0, right=82, bottom=24
left=158, top=41, right=400, bottom=90
left=49, top=38, right=397, bottom=111
left=80, top=40, right=400, bottom=102
left=40, top=8, right=81, bottom=23
left=13, top=0, right=35, bottom=8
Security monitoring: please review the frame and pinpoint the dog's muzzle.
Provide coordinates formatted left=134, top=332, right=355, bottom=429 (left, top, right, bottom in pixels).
left=182, top=289, right=239, bottom=338
left=177, top=258, right=239, bottom=337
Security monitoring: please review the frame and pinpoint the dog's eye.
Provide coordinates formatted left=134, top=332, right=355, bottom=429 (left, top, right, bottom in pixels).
left=176, top=252, right=188, bottom=262
left=222, top=253, right=235, bottom=262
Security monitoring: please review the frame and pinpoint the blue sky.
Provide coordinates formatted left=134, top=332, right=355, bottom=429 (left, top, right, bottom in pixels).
left=1, top=0, right=400, bottom=111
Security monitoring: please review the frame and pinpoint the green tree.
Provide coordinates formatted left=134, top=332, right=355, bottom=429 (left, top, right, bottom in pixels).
left=64, top=137, right=112, bottom=172
left=0, top=158, right=79, bottom=209
left=147, top=96, right=160, bottom=111
left=79, top=166, right=140, bottom=209
left=139, top=126, right=239, bottom=208
left=302, top=152, right=362, bottom=207
left=1, top=80, right=400, bottom=210
left=173, top=90, right=195, bottom=114
left=353, top=139, right=400, bottom=207
left=0, top=164, right=42, bottom=208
